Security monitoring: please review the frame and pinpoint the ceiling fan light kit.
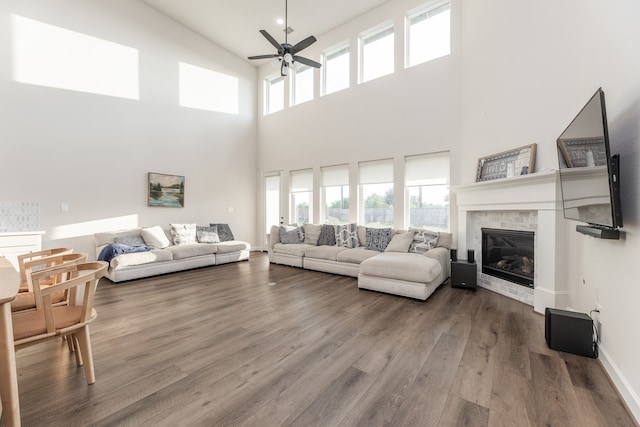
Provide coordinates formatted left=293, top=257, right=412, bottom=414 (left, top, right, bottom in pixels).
left=248, top=0, right=322, bottom=77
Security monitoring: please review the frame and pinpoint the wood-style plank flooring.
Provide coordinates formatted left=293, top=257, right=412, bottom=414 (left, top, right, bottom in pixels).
left=6, top=253, right=637, bottom=426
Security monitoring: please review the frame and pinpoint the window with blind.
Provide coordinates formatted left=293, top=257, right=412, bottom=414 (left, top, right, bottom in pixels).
left=322, top=45, right=349, bottom=96
left=406, top=1, right=451, bottom=68
left=359, top=25, right=394, bottom=83
left=290, top=169, right=313, bottom=225
left=405, top=152, right=450, bottom=230
left=359, top=159, right=394, bottom=227
left=321, top=165, right=349, bottom=224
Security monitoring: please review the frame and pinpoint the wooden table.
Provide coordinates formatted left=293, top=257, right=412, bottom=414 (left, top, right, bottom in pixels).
left=0, top=258, right=20, bottom=426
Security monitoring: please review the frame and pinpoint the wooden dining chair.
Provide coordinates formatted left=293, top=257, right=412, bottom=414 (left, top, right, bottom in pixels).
left=16, top=248, right=73, bottom=290
left=12, top=261, right=107, bottom=385
left=11, top=253, right=88, bottom=313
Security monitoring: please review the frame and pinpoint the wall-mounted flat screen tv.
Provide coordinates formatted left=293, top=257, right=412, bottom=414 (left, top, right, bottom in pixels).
left=556, top=88, right=623, bottom=239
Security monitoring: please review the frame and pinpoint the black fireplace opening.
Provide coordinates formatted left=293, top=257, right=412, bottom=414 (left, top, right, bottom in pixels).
left=481, top=228, right=534, bottom=288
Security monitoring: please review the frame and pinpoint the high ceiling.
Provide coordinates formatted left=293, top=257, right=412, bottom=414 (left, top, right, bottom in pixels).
left=140, top=0, right=389, bottom=64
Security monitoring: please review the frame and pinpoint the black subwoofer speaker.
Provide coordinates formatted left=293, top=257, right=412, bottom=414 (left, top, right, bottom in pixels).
left=545, top=308, right=596, bottom=358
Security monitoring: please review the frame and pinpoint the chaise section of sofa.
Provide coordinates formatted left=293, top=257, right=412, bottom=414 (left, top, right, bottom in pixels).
left=94, top=225, right=250, bottom=283
left=267, top=224, right=451, bottom=300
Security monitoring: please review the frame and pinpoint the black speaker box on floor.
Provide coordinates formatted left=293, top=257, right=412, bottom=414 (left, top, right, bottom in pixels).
left=545, top=308, right=596, bottom=358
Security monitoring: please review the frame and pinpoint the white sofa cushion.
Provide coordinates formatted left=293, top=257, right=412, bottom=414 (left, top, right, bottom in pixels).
left=385, top=230, right=416, bottom=253
left=167, top=244, right=217, bottom=260
left=305, top=245, right=348, bottom=261
left=216, top=241, right=251, bottom=253
left=360, top=252, right=441, bottom=283
left=110, top=249, right=173, bottom=269
left=141, top=226, right=171, bottom=249
left=273, top=243, right=315, bottom=257
left=336, top=248, right=380, bottom=264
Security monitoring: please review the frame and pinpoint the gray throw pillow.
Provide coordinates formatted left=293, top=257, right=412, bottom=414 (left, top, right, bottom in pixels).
left=303, top=223, right=322, bottom=245
left=210, top=223, right=234, bottom=242
left=196, top=226, right=220, bottom=243
left=366, top=227, right=392, bottom=252
left=114, top=235, right=147, bottom=247
left=280, top=225, right=303, bottom=244
left=318, top=224, right=336, bottom=246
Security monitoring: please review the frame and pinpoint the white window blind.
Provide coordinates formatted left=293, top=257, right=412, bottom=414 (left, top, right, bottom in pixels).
left=290, top=169, right=313, bottom=192
left=359, top=160, right=393, bottom=184
left=321, top=165, right=349, bottom=187
left=405, top=152, right=450, bottom=186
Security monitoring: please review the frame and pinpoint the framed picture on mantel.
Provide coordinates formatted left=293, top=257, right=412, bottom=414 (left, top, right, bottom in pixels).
left=476, top=144, right=537, bottom=182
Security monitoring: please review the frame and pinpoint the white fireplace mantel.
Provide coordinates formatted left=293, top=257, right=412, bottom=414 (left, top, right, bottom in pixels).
left=452, top=170, right=567, bottom=313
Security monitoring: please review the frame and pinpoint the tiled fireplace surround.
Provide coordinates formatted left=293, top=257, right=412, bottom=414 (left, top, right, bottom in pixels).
left=453, top=170, right=567, bottom=314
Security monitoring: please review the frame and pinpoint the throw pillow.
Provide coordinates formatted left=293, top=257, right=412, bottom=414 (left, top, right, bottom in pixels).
left=196, top=225, right=220, bottom=243
left=170, top=223, right=197, bottom=245
left=409, top=229, right=439, bottom=254
left=317, top=224, right=336, bottom=246
left=436, top=232, right=453, bottom=249
left=335, top=223, right=359, bottom=248
left=385, top=230, right=416, bottom=253
left=141, top=226, right=171, bottom=249
left=210, top=223, right=235, bottom=242
left=280, top=225, right=303, bottom=244
left=114, top=235, right=147, bottom=247
left=357, top=225, right=367, bottom=247
left=366, top=227, right=392, bottom=252
left=303, top=223, right=322, bottom=245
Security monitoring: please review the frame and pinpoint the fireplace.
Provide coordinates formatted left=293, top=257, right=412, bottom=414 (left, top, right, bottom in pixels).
left=481, top=228, right=534, bottom=288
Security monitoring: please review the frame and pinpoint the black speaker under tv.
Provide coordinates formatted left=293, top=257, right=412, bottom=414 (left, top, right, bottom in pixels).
left=556, top=88, right=623, bottom=239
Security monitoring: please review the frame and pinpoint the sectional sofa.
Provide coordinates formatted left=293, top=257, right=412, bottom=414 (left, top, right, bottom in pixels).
left=94, top=224, right=250, bottom=282
left=268, top=224, right=451, bottom=300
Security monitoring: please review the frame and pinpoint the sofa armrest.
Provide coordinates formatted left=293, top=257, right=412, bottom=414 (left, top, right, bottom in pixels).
left=268, top=225, right=281, bottom=254
left=424, top=247, right=450, bottom=278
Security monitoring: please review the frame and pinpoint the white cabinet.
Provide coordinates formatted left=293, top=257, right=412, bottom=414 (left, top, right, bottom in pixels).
left=0, top=232, right=44, bottom=270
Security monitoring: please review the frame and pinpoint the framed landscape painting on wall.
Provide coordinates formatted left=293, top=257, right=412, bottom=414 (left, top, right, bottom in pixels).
left=148, top=172, right=185, bottom=207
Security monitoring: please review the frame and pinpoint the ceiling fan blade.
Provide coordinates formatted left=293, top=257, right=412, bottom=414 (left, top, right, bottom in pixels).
left=293, top=56, right=321, bottom=68
left=248, top=54, right=280, bottom=60
left=260, top=30, right=283, bottom=52
left=290, top=35, right=317, bottom=54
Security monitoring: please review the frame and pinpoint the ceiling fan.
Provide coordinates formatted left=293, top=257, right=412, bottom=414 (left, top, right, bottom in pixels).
left=248, top=0, right=321, bottom=77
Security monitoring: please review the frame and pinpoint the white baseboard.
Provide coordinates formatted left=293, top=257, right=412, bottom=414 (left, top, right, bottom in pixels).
left=598, top=344, right=640, bottom=424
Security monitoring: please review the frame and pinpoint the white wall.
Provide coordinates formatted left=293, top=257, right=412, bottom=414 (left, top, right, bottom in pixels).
left=0, top=0, right=258, bottom=256
left=258, top=0, right=463, bottom=233
left=258, top=0, right=640, bottom=420
left=461, top=0, right=640, bottom=419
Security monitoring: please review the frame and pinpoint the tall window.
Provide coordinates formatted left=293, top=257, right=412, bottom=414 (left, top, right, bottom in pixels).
left=264, top=173, right=281, bottom=236
left=290, top=169, right=313, bottom=225
left=359, top=160, right=394, bottom=227
left=359, top=26, right=394, bottom=83
left=405, top=152, right=450, bottom=231
left=322, top=45, right=349, bottom=95
left=406, top=2, right=451, bottom=68
left=321, top=165, right=349, bottom=224
left=265, top=75, right=284, bottom=115
left=291, top=65, right=313, bottom=106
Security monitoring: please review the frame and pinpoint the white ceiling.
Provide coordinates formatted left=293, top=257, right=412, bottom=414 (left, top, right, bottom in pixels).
left=140, top=0, right=389, bottom=64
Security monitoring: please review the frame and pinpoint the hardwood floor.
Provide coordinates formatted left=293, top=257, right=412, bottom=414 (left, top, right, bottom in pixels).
left=6, top=253, right=637, bottom=426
